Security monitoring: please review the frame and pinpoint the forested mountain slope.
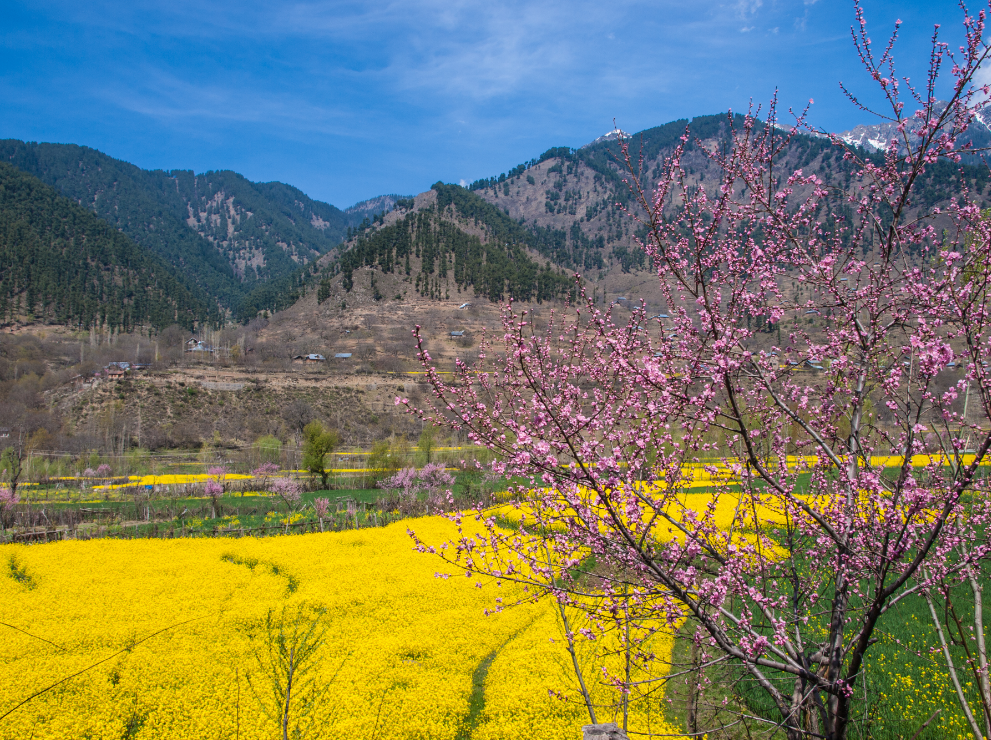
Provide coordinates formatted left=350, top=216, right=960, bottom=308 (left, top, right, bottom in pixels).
left=330, top=184, right=576, bottom=304
left=0, top=163, right=211, bottom=331
left=465, top=113, right=991, bottom=274
left=3, top=108, right=986, bottom=331
left=0, top=140, right=349, bottom=314
left=310, top=110, right=991, bottom=323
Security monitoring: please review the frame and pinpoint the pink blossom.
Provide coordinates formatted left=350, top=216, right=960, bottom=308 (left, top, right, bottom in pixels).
left=252, top=462, right=280, bottom=477
left=400, top=9, right=991, bottom=733
left=313, top=497, right=331, bottom=518
left=270, top=477, right=303, bottom=505
left=0, top=485, right=18, bottom=507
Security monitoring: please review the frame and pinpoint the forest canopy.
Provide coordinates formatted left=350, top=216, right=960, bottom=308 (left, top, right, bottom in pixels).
left=0, top=162, right=211, bottom=331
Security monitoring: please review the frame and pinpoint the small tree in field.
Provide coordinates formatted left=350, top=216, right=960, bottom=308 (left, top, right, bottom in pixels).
left=417, top=424, right=438, bottom=464
left=247, top=602, right=333, bottom=740
left=405, top=5, right=991, bottom=739
left=270, top=477, right=303, bottom=531
left=302, top=422, right=339, bottom=490
left=0, top=447, right=22, bottom=503
left=312, top=497, right=330, bottom=532
left=0, top=484, right=18, bottom=531
left=378, top=462, right=455, bottom=514
left=252, top=462, right=280, bottom=497
left=205, top=466, right=226, bottom=519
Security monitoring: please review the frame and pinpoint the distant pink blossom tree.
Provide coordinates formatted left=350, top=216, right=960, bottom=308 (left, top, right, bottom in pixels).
left=252, top=462, right=280, bottom=478
left=251, top=462, right=280, bottom=501
left=313, top=497, right=330, bottom=532
left=379, top=463, right=455, bottom=512
left=204, top=466, right=227, bottom=518
left=403, top=5, right=991, bottom=738
left=0, top=484, right=18, bottom=530
left=204, top=480, right=223, bottom=518
left=270, top=477, right=304, bottom=530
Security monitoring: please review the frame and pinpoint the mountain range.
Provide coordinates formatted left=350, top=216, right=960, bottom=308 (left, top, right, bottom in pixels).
left=835, top=104, right=991, bottom=156
left=1, top=105, right=988, bottom=331
left=0, top=140, right=349, bottom=318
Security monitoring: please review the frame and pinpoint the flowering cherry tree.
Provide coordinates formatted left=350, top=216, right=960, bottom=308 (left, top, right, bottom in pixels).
left=404, top=5, right=991, bottom=738
left=270, top=477, right=303, bottom=516
left=205, top=466, right=227, bottom=519
left=379, top=463, right=455, bottom=513
left=313, top=496, right=331, bottom=532
left=0, top=484, right=18, bottom=530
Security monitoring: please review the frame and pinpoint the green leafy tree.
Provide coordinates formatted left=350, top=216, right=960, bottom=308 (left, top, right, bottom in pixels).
left=301, top=422, right=338, bottom=489
left=253, top=435, right=283, bottom=466
left=365, top=439, right=401, bottom=488
left=417, top=424, right=438, bottom=465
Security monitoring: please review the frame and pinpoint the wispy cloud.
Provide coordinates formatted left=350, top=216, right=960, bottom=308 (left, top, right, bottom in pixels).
left=735, top=0, right=763, bottom=17
left=98, top=67, right=366, bottom=139
left=3, top=0, right=891, bottom=204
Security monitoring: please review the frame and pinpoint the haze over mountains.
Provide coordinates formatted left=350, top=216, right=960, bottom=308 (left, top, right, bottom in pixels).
left=1, top=106, right=988, bottom=331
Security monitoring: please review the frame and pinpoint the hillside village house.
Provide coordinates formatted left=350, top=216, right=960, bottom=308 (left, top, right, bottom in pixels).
left=292, top=354, right=326, bottom=364
left=97, top=361, right=132, bottom=381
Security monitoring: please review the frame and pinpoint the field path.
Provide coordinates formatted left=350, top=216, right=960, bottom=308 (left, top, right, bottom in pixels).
left=456, top=619, right=535, bottom=740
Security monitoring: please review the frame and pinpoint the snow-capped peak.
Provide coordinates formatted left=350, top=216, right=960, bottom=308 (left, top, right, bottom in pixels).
left=582, top=128, right=631, bottom=148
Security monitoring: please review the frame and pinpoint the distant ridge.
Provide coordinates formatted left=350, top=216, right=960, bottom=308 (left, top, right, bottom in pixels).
left=580, top=127, right=630, bottom=149
left=343, top=194, right=412, bottom=227
left=0, top=140, right=349, bottom=317
left=0, top=162, right=210, bottom=330
left=836, top=102, right=991, bottom=155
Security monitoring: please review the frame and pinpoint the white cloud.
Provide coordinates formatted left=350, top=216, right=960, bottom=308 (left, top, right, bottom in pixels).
left=46, top=0, right=829, bottom=149
left=735, top=0, right=762, bottom=18
left=974, top=63, right=991, bottom=102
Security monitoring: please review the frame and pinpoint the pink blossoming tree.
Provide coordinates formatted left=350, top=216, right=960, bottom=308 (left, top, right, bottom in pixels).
left=379, top=463, right=455, bottom=514
left=205, top=466, right=227, bottom=519
left=270, top=478, right=304, bottom=529
left=312, top=497, right=331, bottom=532
left=0, top=484, right=18, bottom=531
left=403, top=5, right=991, bottom=738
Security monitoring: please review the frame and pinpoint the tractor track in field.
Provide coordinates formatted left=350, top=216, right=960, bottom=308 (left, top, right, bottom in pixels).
left=456, top=619, right=536, bottom=740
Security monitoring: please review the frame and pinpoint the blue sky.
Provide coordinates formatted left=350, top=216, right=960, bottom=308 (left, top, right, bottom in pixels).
left=0, top=0, right=977, bottom=208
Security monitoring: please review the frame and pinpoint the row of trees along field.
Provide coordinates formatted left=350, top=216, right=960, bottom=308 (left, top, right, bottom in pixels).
left=411, top=6, right=991, bottom=740
left=0, top=163, right=212, bottom=331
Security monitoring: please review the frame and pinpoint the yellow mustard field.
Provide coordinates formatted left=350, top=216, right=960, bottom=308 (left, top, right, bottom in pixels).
left=0, top=518, right=682, bottom=740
